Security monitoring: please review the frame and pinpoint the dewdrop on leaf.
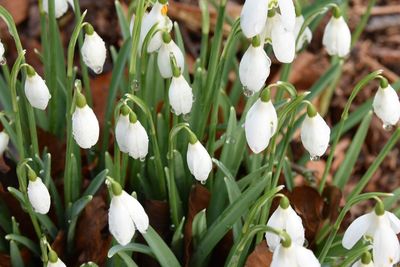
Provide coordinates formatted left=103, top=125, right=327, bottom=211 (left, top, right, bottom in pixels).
left=81, top=24, right=107, bottom=74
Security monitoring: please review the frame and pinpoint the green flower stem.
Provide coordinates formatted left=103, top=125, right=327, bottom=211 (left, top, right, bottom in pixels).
left=318, top=70, right=383, bottom=193
left=318, top=192, right=392, bottom=262
left=125, top=94, right=166, bottom=199
left=199, top=0, right=210, bottom=69
left=351, top=0, right=376, bottom=47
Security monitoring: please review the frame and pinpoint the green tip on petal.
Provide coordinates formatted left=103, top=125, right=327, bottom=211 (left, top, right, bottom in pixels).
left=48, top=250, right=58, bottom=263
left=188, top=131, right=198, bottom=145
left=279, top=196, right=290, bottom=209
left=307, top=103, right=318, bottom=118
left=129, top=111, right=137, bottom=124
left=27, top=167, right=37, bottom=182
left=332, top=6, right=341, bottom=18
left=121, top=105, right=130, bottom=116
left=111, top=181, right=123, bottom=196
left=162, top=31, right=172, bottom=43
left=84, top=24, right=95, bottom=35
left=251, top=35, right=261, bottom=47
left=26, top=65, right=36, bottom=77
left=260, top=89, right=271, bottom=102
left=159, top=0, right=168, bottom=4
left=76, top=91, right=87, bottom=108
left=268, top=9, right=276, bottom=18
left=374, top=199, right=385, bottom=216
left=379, top=77, right=389, bottom=89
left=361, top=251, right=372, bottom=265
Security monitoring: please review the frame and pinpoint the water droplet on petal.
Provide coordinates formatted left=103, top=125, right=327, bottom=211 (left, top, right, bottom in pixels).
left=131, top=79, right=140, bottom=91
left=192, top=95, right=196, bottom=102
left=310, top=155, right=320, bottom=161
left=200, top=180, right=206, bottom=185
left=0, top=57, right=7, bottom=65
left=183, top=113, right=190, bottom=121
left=383, top=123, right=393, bottom=131
left=242, top=86, right=254, bottom=97
left=139, top=157, right=146, bottom=162
left=170, top=224, right=176, bottom=230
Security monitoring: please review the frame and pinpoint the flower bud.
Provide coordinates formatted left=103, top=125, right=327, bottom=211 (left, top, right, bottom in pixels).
left=157, top=38, right=185, bottom=79
left=244, top=98, right=278, bottom=154
left=24, top=70, right=51, bottom=110
left=300, top=110, right=330, bottom=159
left=27, top=176, right=51, bottom=215
left=0, top=131, right=9, bottom=156
left=169, top=75, right=193, bottom=115
left=372, top=84, right=400, bottom=128
left=322, top=15, right=351, bottom=57
left=187, top=140, right=212, bottom=182
left=81, top=26, right=107, bottom=74
left=126, top=116, right=149, bottom=160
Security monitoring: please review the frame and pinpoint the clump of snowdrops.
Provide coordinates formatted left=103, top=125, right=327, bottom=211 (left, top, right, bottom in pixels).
left=0, top=0, right=399, bottom=266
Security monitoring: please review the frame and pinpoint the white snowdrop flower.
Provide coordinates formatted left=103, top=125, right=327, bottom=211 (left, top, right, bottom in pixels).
left=372, top=81, right=400, bottom=128
left=294, top=15, right=312, bottom=51
left=115, top=106, right=131, bottom=153
left=157, top=32, right=185, bottom=79
left=0, top=131, right=9, bottom=156
left=301, top=105, right=330, bottom=159
left=72, top=92, right=99, bottom=149
left=27, top=168, right=51, bottom=215
left=0, top=40, right=5, bottom=63
left=187, top=135, right=212, bottom=182
left=266, top=196, right=305, bottom=251
left=351, top=252, right=374, bottom=267
left=271, top=242, right=320, bottom=267
left=270, top=14, right=296, bottom=63
left=239, top=36, right=271, bottom=94
left=342, top=202, right=400, bottom=267
left=126, top=112, right=149, bottom=160
left=81, top=24, right=107, bottom=74
left=245, top=91, right=278, bottom=154
left=277, top=0, right=296, bottom=32
left=322, top=13, right=351, bottom=57
left=47, top=250, right=66, bottom=267
left=169, top=74, right=193, bottom=116
left=240, top=0, right=269, bottom=38
left=24, top=67, right=51, bottom=110
left=108, top=181, right=149, bottom=246
left=43, top=0, right=68, bottom=18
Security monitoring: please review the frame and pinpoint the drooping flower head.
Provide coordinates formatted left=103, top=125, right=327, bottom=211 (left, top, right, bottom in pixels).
left=322, top=7, right=351, bottom=57
left=372, top=78, right=400, bottom=129
left=168, top=59, right=193, bottom=116
left=245, top=89, right=278, bottom=154
left=0, top=131, right=9, bottom=156
left=126, top=111, right=149, bottom=160
left=186, top=131, right=212, bottom=183
left=107, top=179, right=149, bottom=246
left=24, top=65, right=51, bottom=110
left=26, top=166, right=51, bottom=215
left=157, top=32, right=185, bottom=79
left=81, top=24, right=107, bottom=74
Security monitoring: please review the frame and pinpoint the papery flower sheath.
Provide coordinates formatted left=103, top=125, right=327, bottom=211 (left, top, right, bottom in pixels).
left=72, top=92, right=100, bottom=149
left=322, top=14, right=351, bottom=57
left=372, top=82, right=400, bottom=128
left=27, top=168, right=51, bottom=215
left=266, top=197, right=305, bottom=251
left=108, top=181, right=149, bottom=246
left=24, top=67, right=51, bottom=110
left=240, top=0, right=269, bottom=38
left=0, top=131, right=9, bottom=156
left=81, top=24, right=107, bottom=74
left=157, top=32, right=185, bottom=79
left=245, top=91, right=278, bottom=154
left=186, top=135, right=212, bottom=182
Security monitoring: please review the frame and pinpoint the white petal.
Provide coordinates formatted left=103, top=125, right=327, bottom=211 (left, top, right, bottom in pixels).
left=47, top=258, right=67, bottom=267
left=115, top=114, right=130, bottom=153
left=373, top=85, right=400, bottom=126
left=342, top=213, right=372, bottom=249
left=266, top=206, right=286, bottom=251
left=300, top=113, right=331, bottom=158
left=43, top=0, right=68, bottom=18
left=386, top=211, right=400, bottom=234
left=323, top=16, right=351, bottom=57
left=126, top=121, right=149, bottom=160
left=285, top=206, right=305, bottom=247
left=157, top=40, right=185, bottom=79
left=0, top=41, right=5, bottom=59
left=108, top=195, right=136, bottom=245
left=24, top=73, right=52, bottom=110
left=245, top=99, right=278, bottom=153
left=278, top=0, right=296, bottom=31
left=169, top=75, right=193, bottom=115
left=81, top=32, right=107, bottom=74
left=294, top=16, right=312, bottom=51
left=120, top=191, right=149, bottom=233
left=72, top=106, right=100, bottom=149
left=27, top=178, right=51, bottom=214
left=187, top=141, right=212, bottom=182
left=271, top=245, right=297, bottom=267
left=294, top=245, right=320, bottom=267
left=240, top=0, right=269, bottom=38
left=373, top=223, right=400, bottom=266
left=0, top=131, right=9, bottom=156
left=271, top=15, right=295, bottom=63
left=351, top=259, right=374, bottom=267
left=239, top=45, right=271, bottom=93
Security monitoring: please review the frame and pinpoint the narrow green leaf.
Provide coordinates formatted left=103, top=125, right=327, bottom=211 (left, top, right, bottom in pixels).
left=115, top=0, right=131, bottom=40
left=118, top=251, right=139, bottom=267
left=10, top=240, right=24, bottom=267
left=83, top=169, right=109, bottom=197
left=108, top=243, right=154, bottom=258
left=69, top=195, right=93, bottom=220
left=6, top=234, right=40, bottom=256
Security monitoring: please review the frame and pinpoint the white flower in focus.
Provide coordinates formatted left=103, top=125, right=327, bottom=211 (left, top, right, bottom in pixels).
left=277, top=0, right=296, bottom=32
left=43, top=0, right=68, bottom=18
left=27, top=176, right=51, bottom=215
left=322, top=15, right=351, bottom=57
left=81, top=25, right=107, bottom=74
left=270, top=14, right=296, bottom=63
left=266, top=197, right=305, bottom=251
left=300, top=106, right=330, bottom=159
left=239, top=37, right=271, bottom=94
left=342, top=203, right=400, bottom=267
left=0, top=131, right=9, bottom=156
left=157, top=33, right=185, bottom=79
left=72, top=93, right=99, bottom=149
left=245, top=93, right=278, bottom=154
left=372, top=83, right=400, bottom=128
left=24, top=69, right=51, bottom=110
left=169, top=75, right=193, bottom=115
left=240, top=0, right=269, bottom=38
left=294, top=15, right=312, bottom=51
left=126, top=113, right=149, bottom=160
left=187, top=139, right=212, bottom=182
left=108, top=181, right=149, bottom=246
left=271, top=242, right=320, bottom=267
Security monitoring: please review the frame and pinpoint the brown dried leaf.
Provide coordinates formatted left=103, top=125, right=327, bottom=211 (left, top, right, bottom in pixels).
left=322, top=185, right=343, bottom=223
left=0, top=0, right=28, bottom=28
left=245, top=241, right=273, bottom=267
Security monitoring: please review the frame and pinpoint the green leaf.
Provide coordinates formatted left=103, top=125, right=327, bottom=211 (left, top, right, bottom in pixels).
left=108, top=243, right=154, bottom=258
left=192, top=209, right=207, bottom=248
left=117, top=251, right=139, bottom=267
left=171, top=216, right=185, bottom=260
left=115, top=0, right=131, bottom=40
left=6, top=234, right=40, bottom=256
left=7, top=187, right=25, bottom=205
left=10, top=240, right=24, bottom=267
left=36, top=214, right=58, bottom=239
left=69, top=195, right=93, bottom=220
left=83, top=169, right=109, bottom=196
left=142, top=226, right=181, bottom=267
